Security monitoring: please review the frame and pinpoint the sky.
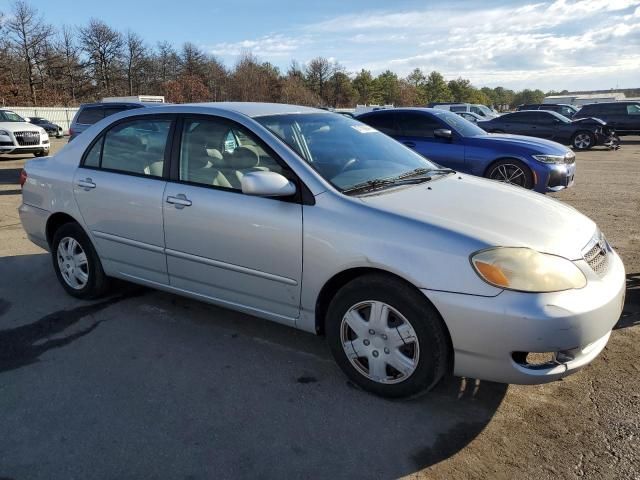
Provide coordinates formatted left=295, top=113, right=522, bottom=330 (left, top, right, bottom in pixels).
left=5, top=0, right=640, bottom=91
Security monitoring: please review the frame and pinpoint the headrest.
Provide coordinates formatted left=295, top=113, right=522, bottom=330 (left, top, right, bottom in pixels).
left=231, top=145, right=260, bottom=169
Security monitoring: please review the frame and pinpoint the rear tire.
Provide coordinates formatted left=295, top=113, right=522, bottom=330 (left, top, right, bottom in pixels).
left=51, top=222, right=110, bottom=299
left=326, top=274, right=449, bottom=398
left=485, top=159, right=534, bottom=189
left=572, top=131, right=594, bottom=150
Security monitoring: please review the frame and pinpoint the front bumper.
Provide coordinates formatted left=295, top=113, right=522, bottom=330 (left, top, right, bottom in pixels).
left=425, top=249, right=625, bottom=385
left=533, top=161, right=576, bottom=193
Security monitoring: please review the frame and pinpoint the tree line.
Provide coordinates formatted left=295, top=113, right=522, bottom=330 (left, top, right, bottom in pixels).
left=0, top=1, right=551, bottom=109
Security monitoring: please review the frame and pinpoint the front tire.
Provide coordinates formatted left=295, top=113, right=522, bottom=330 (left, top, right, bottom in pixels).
left=34, top=150, right=46, bottom=157
left=326, top=274, right=449, bottom=398
left=52, top=222, right=109, bottom=299
left=572, top=131, right=594, bottom=150
left=485, top=159, right=534, bottom=189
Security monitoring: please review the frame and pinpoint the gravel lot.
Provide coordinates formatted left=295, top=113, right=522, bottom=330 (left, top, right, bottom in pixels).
left=1, top=137, right=638, bottom=479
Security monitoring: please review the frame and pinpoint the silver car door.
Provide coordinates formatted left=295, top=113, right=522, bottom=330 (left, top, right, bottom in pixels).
left=162, top=116, right=303, bottom=324
left=73, top=115, right=173, bottom=284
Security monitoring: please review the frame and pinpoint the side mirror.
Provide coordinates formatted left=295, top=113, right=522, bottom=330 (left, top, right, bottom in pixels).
left=434, top=128, right=453, bottom=140
left=241, top=171, right=296, bottom=197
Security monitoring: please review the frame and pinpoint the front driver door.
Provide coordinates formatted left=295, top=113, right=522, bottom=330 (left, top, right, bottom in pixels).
left=394, top=112, right=466, bottom=170
left=162, top=116, right=303, bottom=324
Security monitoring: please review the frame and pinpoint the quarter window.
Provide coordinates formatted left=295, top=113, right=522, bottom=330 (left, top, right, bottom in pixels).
left=179, top=118, right=283, bottom=190
left=76, top=108, right=104, bottom=125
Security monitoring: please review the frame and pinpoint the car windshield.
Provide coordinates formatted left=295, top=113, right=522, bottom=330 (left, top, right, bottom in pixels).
left=475, top=105, right=494, bottom=117
left=0, top=110, right=25, bottom=122
left=550, top=112, right=572, bottom=123
left=432, top=110, right=488, bottom=137
left=256, top=113, right=439, bottom=192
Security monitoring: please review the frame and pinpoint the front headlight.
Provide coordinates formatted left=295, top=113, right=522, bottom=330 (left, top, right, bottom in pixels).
left=532, top=154, right=566, bottom=164
left=471, top=247, right=586, bottom=292
left=0, top=129, right=10, bottom=136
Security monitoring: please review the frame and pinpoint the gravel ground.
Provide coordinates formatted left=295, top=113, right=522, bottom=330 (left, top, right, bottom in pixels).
left=0, top=137, right=638, bottom=479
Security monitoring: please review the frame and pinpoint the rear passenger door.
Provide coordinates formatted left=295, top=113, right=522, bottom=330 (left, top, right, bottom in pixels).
left=73, top=115, right=174, bottom=285
left=162, top=115, right=303, bottom=323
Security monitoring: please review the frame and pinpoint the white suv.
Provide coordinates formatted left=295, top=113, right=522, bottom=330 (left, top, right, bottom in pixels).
left=0, top=109, right=50, bottom=157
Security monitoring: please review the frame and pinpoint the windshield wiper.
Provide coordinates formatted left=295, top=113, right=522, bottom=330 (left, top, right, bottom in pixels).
left=397, top=167, right=456, bottom=179
left=342, top=175, right=433, bottom=195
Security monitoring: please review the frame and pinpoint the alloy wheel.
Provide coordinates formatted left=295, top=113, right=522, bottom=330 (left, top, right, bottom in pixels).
left=489, top=163, right=527, bottom=187
left=56, top=237, right=89, bottom=290
left=574, top=133, right=592, bottom=149
left=340, top=300, right=420, bottom=384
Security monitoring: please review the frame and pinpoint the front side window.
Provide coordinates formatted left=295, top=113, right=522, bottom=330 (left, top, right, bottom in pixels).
left=627, top=104, right=640, bottom=115
left=85, top=117, right=171, bottom=177
left=396, top=113, right=442, bottom=138
left=179, top=118, right=283, bottom=190
left=432, top=110, right=487, bottom=137
left=257, top=113, right=439, bottom=191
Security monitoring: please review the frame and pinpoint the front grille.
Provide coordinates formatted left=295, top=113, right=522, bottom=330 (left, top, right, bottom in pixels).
left=583, top=233, right=609, bottom=275
left=14, top=131, right=40, bottom=146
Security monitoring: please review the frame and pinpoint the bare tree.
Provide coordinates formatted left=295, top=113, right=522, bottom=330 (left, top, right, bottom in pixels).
left=124, top=31, right=146, bottom=95
left=56, top=25, right=81, bottom=104
left=155, top=41, right=180, bottom=84
left=6, top=0, right=54, bottom=105
left=180, top=42, right=207, bottom=79
left=305, top=57, right=333, bottom=104
left=79, top=18, right=123, bottom=96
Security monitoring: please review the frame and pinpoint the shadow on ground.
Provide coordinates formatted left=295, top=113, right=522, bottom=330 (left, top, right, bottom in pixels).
left=0, top=168, right=21, bottom=185
left=0, top=254, right=507, bottom=479
left=616, top=272, right=640, bottom=330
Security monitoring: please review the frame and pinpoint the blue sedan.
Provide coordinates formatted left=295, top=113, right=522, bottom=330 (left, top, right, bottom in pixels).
left=357, top=108, right=576, bottom=193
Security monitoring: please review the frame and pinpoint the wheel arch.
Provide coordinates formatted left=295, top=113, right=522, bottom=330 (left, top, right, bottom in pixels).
left=483, top=156, right=532, bottom=177
left=45, top=212, right=84, bottom=247
left=314, top=266, right=455, bottom=372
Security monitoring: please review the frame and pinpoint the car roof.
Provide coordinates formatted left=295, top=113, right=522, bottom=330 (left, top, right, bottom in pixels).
left=106, top=102, right=326, bottom=118
left=78, top=101, right=158, bottom=108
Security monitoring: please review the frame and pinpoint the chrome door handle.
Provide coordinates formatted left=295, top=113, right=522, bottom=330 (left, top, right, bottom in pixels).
left=166, top=194, right=192, bottom=208
left=77, top=178, right=96, bottom=190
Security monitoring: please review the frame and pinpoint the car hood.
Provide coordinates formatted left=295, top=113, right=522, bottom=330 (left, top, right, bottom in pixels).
left=359, top=174, right=595, bottom=260
left=572, top=117, right=606, bottom=126
left=0, top=121, right=44, bottom=133
left=468, top=133, right=570, bottom=153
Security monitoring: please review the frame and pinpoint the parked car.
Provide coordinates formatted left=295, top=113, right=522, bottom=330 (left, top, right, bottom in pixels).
left=357, top=108, right=575, bottom=193
left=19, top=102, right=625, bottom=398
left=573, top=102, right=640, bottom=136
left=516, top=103, right=579, bottom=118
left=68, top=102, right=150, bottom=141
left=26, top=116, right=64, bottom=138
left=430, top=103, right=499, bottom=119
left=479, top=110, right=613, bottom=150
left=0, top=109, right=50, bottom=157
left=456, top=111, right=484, bottom=124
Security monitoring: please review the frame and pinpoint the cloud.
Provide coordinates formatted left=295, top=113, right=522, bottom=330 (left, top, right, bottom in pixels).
left=205, top=0, right=640, bottom=90
left=208, top=34, right=305, bottom=57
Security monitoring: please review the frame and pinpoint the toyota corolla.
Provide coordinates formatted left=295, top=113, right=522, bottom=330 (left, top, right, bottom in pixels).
left=19, top=103, right=625, bottom=397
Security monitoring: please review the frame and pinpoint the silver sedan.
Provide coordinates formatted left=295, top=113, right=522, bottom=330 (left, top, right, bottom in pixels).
left=19, top=103, right=626, bottom=397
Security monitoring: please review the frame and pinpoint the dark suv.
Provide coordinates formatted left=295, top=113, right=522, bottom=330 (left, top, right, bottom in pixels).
left=516, top=103, right=578, bottom=118
left=573, top=102, right=640, bottom=136
left=68, top=102, right=150, bottom=141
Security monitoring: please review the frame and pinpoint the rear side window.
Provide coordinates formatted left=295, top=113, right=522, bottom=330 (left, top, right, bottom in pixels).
left=83, top=117, right=172, bottom=177
left=397, top=113, right=442, bottom=137
left=360, top=113, right=398, bottom=135
left=104, top=105, right=142, bottom=118
left=510, top=112, right=538, bottom=123
left=76, top=107, right=104, bottom=125
left=451, top=105, right=467, bottom=112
